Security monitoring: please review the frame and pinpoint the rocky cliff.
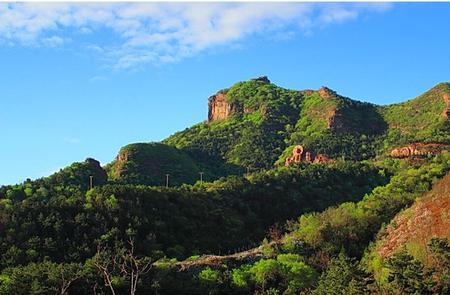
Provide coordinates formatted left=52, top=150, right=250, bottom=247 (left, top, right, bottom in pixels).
left=207, top=76, right=272, bottom=122
left=208, top=92, right=234, bottom=122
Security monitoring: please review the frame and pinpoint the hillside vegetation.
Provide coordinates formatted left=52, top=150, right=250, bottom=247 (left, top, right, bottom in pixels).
left=380, top=83, right=450, bottom=147
left=0, top=77, right=449, bottom=294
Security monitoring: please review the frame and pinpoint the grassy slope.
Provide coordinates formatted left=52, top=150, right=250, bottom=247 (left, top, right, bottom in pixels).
left=379, top=82, right=450, bottom=147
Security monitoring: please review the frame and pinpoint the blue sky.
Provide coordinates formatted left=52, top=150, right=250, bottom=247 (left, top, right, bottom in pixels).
left=0, top=2, right=449, bottom=185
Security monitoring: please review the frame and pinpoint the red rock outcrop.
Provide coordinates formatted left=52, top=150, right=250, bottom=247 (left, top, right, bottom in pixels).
left=208, top=92, right=234, bottom=122
left=284, top=145, right=331, bottom=166
left=390, top=143, right=450, bottom=158
left=317, top=86, right=337, bottom=99
left=377, top=173, right=450, bottom=259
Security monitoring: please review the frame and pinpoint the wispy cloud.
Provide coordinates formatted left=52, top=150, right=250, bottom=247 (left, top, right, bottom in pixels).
left=89, top=75, right=107, bottom=83
left=0, top=3, right=392, bottom=69
left=63, top=137, right=80, bottom=145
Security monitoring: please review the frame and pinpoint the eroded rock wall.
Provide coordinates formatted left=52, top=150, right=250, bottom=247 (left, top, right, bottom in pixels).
left=390, top=143, right=450, bottom=158
left=284, top=145, right=332, bottom=166
left=208, top=92, right=233, bottom=122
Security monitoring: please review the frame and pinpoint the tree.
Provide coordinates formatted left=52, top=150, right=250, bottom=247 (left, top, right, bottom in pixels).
left=0, top=262, right=82, bottom=295
left=118, top=238, right=152, bottom=295
left=93, top=237, right=152, bottom=295
left=385, top=249, right=434, bottom=294
left=428, top=237, right=450, bottom=293
left=313, top=252, right=370, bottom=295
left=47, top=263, right=84, bottom=295
left=198, top=267, right=222, bottom=294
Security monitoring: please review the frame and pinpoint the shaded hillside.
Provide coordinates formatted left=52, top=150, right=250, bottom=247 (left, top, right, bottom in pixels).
left=0, top=158, right=107, bottom=202
left=108, top=143, right=201, bottom=186
left=145, top=152, right=450, bottom=295
left=0, top=162, right=386, bottom=268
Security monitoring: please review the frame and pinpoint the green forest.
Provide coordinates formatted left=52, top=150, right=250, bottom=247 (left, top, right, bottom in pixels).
left=1, top=78, right=450, bottom=294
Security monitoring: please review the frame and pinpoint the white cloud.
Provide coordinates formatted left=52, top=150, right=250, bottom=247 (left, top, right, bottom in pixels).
left=0, top=3, right=392, bottom=69
left=42, top=35, right=67, bottom=47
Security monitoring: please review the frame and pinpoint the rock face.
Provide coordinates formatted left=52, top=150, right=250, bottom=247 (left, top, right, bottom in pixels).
left=390, top=143, right=449, bottom=158
left=284, top=145, right=331, bottom=166
left=207, top=77, right=271, bottom=122
left=208, top=92, right=234, bottom=122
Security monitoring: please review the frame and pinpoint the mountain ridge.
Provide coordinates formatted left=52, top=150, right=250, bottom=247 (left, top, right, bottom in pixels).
left=112, top=77, right=449, bottom=186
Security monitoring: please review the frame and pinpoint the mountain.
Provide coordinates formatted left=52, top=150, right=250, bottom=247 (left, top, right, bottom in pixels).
left=165, top=76, right=386, bottom=169
left=0, top=77, right=449, bottom=294
left=111, top=77, right=449, bottom=186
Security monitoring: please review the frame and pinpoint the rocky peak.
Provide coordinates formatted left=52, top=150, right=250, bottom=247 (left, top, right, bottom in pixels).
left=251, top=76, right=270, bottom=84
left=317, top=86, right=337, bottom=99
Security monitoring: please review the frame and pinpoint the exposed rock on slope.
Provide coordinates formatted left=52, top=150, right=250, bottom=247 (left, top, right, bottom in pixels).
left=443, top=93, right=450, bottom=119
left=175, top=242, right=278, bottom=271
left=284, top=145, right=331, bottom=166
left=297, top=86, right=386, bottom=135
left=390, top=143, right=450, bottom=158
left=376, top=172, right=450, bottom=259
left=208, top=92, right=234, bottom=122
